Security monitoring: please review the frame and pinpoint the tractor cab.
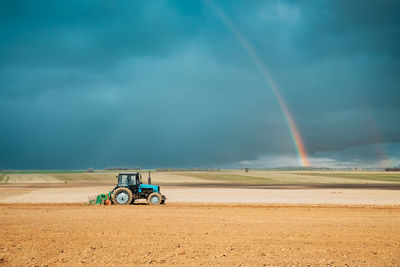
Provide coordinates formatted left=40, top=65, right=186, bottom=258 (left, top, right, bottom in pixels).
left=117, top=172, right=142, bottom=187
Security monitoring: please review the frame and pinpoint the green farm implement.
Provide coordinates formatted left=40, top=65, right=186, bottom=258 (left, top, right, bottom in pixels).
left=88, top=192, right=112, bottom=205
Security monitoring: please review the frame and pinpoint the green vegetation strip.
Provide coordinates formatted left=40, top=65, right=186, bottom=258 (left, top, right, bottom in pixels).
left=292, top=173, right=400, bottom=183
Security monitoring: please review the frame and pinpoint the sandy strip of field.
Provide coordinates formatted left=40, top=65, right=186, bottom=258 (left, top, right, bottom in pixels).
left=1, top=183, right=400, bottom=205
left=0, top=203, right=399, bottom=266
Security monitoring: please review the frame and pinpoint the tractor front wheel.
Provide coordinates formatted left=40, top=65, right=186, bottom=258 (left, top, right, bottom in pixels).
left=147, top=193, right=162, bottom=205
left=112, top=187, right=133, bottom=205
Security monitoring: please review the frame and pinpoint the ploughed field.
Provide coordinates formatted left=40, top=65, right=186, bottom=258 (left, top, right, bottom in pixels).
left=2, top=170, right=400, bottom=185
left=0, top=203, right=399, bottom=266
left=1, top=171, right=400, bottom=265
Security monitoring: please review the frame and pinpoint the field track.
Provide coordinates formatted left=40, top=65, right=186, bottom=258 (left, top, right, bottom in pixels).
left=1, top=182, right=400, bottom=205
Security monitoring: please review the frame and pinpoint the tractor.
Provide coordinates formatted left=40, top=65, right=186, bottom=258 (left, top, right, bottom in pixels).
left=110, top=172, right=166, bottom=205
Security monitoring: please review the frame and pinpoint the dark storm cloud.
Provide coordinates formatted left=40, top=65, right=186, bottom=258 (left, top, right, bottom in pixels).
left=221, top=0, right=400, bottom=156
left=0, top=0, right=200, bottom=98
left=0, top=0, right=399, bottom=169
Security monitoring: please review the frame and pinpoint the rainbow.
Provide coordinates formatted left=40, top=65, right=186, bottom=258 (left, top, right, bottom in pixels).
left=205, top=0, right=310, bottom=167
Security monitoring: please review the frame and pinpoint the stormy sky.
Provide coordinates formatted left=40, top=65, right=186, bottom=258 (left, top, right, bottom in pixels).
left=1, top=0, right=399, bottom=169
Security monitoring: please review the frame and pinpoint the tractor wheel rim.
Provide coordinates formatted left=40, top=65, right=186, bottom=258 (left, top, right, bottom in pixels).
left=150, top=195, right=159, bottom=204
left=116, top=192, right=129, bottom=204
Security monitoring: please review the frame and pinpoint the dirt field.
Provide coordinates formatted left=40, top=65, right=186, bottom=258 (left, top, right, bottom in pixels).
left=1, top=171, right=399, bottom=265
left=0, top=203, right=399, bottom=266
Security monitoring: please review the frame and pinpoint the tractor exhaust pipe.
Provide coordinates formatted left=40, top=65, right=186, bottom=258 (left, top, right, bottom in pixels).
left=148, top=170, right=151, bottom=185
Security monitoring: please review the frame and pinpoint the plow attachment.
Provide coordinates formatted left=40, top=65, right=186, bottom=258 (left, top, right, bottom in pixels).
left=88, top=192, right=112, bottom=205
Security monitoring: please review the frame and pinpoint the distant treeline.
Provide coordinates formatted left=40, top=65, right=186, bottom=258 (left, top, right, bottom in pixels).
left=105, top=167, right=141, bottom=171
left=385, top=167, right=400, bottom=171
left=155, top=168, right=221, bottom=172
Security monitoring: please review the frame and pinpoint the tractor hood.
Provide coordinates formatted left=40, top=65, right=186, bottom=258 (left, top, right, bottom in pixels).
left=139, top=184, right=160, bottom=193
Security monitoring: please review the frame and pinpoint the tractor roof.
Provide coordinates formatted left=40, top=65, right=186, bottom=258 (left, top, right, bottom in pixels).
left=118, top=172, right=139, bottom=175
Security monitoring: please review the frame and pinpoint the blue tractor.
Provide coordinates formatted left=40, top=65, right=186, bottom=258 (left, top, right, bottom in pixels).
left=111, top=172, right=166, bottom=205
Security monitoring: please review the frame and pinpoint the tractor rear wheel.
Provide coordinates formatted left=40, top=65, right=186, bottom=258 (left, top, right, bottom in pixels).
left=147, top=193, right=162, bottom=205
left=112, top=187, right=133, bottom=205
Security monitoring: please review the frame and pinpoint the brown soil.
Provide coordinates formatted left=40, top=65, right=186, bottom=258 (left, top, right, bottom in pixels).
left=0, top=203, right=399, bottom=266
